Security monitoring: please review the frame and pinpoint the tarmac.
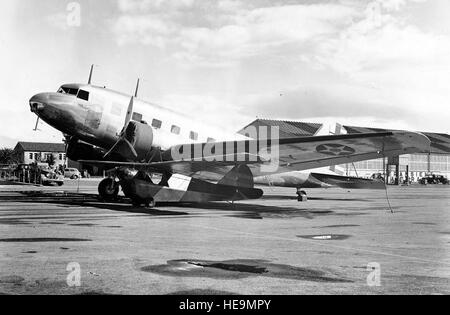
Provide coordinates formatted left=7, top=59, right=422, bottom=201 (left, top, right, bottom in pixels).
left=0, top=179, right=449, bottom=295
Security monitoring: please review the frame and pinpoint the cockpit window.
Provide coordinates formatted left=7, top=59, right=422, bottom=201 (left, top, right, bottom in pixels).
left=77, top=89, right=89, bottom=101
left=57, top=86, right=79, bottom=96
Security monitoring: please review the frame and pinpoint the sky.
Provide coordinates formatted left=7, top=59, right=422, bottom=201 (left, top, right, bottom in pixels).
left=0, top=0, right=449, bottom=147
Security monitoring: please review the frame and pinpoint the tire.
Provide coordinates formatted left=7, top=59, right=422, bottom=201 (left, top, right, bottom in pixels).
left=98, top=178, right=119, bottom=201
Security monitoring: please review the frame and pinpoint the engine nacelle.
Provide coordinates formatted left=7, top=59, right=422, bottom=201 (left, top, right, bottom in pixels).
left=122, top=121, right=155, bottom=161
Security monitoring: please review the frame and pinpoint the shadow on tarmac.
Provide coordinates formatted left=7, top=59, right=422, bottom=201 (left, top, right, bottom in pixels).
left=0, top=191, right=372, bottom=220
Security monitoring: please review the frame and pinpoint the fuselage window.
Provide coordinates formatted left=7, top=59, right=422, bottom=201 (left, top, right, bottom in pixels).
left=171, top=125, right=181, bottom=135
left=152, top=119, right=162, bottom=129
left=132, top=112, right=143, bottom=122
left=190, top=131, right=199, bottom=141
left=207, top=137, right=216, bottom=143
left=77, top=90, right=89, bottom=101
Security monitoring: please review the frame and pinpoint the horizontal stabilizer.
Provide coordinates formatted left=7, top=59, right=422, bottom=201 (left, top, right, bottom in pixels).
left=310, top=173, right=386, bottom=190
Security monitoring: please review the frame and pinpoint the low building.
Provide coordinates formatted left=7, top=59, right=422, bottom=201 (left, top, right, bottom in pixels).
left=13, top=142, right=67, bottom=168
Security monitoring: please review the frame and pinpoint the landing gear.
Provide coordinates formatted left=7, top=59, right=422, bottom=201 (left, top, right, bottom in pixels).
left=159, top=171, right=172, bottom=187
left=98, top=177, right=120, bottom=201
left=296, top=188, right=308, bottom=202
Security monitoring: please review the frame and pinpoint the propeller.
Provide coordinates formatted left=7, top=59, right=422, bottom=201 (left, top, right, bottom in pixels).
left=103, top=78, right=140, bottom=160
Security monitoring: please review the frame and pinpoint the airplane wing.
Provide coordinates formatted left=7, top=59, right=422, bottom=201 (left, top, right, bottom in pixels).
left=80, top=131, right=430, bottom=181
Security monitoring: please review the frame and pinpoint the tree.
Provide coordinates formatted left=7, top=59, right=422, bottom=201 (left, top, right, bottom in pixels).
left=0, top=148, right=19, bottom=165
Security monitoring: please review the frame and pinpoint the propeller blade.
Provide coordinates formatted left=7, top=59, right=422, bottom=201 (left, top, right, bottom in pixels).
left=124, top=95, right=134, bottom=128
left=103, top=138, right=122, bottom=159
left=103, top=136, right=138, bottom=161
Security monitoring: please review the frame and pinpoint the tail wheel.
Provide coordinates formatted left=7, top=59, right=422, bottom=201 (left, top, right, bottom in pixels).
left=98, top=178, right=119, bottom=201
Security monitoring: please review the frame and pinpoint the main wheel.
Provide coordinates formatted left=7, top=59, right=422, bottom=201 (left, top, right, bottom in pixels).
left=98, top=178, right=119, bottom=201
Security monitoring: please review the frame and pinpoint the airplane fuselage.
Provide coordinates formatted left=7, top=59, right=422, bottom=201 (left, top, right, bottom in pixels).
left=30, top=83, right=244, bottom=153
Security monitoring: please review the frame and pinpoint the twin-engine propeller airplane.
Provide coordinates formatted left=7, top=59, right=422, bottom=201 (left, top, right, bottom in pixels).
left=29, top=66, right=430, bottom=207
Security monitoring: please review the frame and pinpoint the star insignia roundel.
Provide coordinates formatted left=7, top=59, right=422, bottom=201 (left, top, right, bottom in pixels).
left=316, top=143, right=356, bottom=156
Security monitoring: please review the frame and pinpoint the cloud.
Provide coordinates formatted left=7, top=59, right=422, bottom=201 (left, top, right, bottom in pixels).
left=238, top=83, right=418, bottom=122
left=109, top=0, right=449, bottom=133
left=113, top=14, right=176, bottom=47
left=1, top=0, right=449, bottom=149
left=46, top=12, right=70, bottom=31
left=315, top=0, right=448, bottom=76
left=217, top=0, right=244, bottom=12
left=292, top=0, right=450, bottom=133
left=152, top=93, right=251, bottom=134
left=118, top=0, right=196, bottom=12
left=112, top=1, right=356, bottom=65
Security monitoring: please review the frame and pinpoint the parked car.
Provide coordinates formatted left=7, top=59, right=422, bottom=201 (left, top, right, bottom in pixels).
left=41, top=169, right=64, bottom=186
left=370, top=173, right=385, bottom=182
left=419, top=174, right=449, bottom=185
left=64, top=168, right=81, bottom=179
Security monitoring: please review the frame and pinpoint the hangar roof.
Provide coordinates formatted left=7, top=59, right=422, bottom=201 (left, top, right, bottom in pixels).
left=343, top=126, right=450, bottom=154
left=239, top=119, right=323, bottom=138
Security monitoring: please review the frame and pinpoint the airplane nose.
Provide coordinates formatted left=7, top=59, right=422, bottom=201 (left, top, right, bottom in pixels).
left=29, top=94, right=48, bottom=113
